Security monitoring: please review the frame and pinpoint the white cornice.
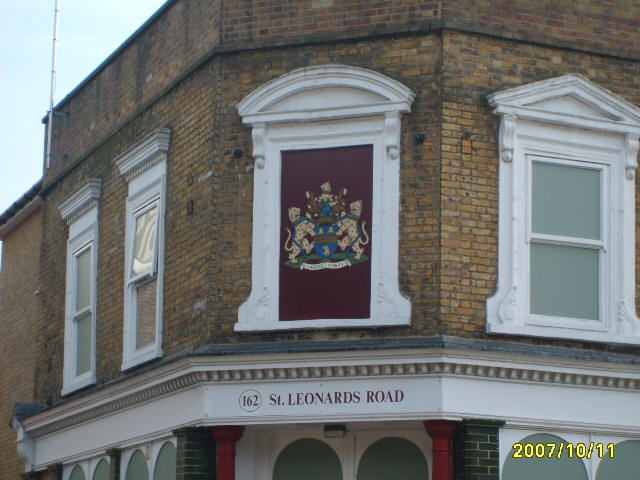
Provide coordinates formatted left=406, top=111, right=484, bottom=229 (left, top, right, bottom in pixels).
left=115, top=128, right=171, bottom=182
left=21, top=348, right=640, bottom=439
left=58, top=179, right=102, bottom=225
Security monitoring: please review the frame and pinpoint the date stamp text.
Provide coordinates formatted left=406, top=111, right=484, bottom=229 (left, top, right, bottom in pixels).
left=512, top=442, right=615, bottom=459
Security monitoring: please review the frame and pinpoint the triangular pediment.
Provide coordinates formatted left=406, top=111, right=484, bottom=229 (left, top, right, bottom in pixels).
left=525, top=94, right=619, bottom=120
left=488, top=74, right=640, bottom=125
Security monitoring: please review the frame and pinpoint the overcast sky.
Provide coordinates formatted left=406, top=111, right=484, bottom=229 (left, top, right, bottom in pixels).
left=0, top=0, right=167, bottom=214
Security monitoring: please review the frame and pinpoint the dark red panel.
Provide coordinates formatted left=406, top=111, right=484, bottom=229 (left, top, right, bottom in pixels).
left=279, top=145, right=373, bottom=321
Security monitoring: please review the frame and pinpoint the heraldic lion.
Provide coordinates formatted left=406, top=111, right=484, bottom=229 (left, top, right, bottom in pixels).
left=283, top=207, right=315, bottom=264
left=337, top=200, right=369, bottom=260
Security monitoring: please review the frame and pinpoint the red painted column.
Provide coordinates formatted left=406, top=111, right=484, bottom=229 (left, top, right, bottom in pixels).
left=424, top=420, right=457, bottom=480
left=210, top=426, right=245, bottom=480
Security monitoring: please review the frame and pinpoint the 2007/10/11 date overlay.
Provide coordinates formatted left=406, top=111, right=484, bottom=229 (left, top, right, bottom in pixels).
left=512, top=442, right=615, bottom=459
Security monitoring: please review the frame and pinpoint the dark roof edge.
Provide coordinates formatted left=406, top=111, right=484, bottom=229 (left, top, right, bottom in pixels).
left=0, top=180, right=43, bottom=236
left=12, top=403, right=41, bottom=423
left=193, top=336, right=640, bottom=365
left=43, top=9, right=640, bottom=124
left=42, top=0, right=177, bottom=122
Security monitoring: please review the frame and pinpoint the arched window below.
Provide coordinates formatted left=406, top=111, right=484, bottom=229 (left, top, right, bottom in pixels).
left=126, top=450, right=149, bottom=480
left=357, top=437, right=428, bottom=480
left=92, top=459, right=109, bottom=480
left=273, top=438, right=343, bottom=480
left=596, top=440, right=640, bottom=480
left=153, top=442, right=177, bottom=480
left=502, top=433, right=588, bottom=480
left=69, top=465, right=86, bottom=480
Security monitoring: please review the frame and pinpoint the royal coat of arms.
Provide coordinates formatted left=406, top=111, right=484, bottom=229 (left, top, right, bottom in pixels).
left=283, top=181, right=369, bottom=270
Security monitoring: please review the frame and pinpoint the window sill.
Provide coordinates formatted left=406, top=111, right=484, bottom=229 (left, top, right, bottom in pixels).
left=61, top=372, right=96, bottom=396
left=121, top=345, right=162, bottom=371
left=234, top=315, right=410, bottom=332
left=486, top=321, right=640, bottom=346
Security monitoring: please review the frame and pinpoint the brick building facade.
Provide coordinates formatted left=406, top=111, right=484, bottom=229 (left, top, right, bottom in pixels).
left=2, top=1, right=640, bottom=479
left=0, top=184, right=42, bottom=477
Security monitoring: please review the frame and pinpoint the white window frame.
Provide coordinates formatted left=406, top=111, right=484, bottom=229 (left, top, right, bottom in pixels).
left=525, top=153, right=608, bottom=330
left=235, top=64, right=414, bottom=331
left=487, top=74, right=640, bottom=345
left=59, top=179, right=101, bottom=395
left=116, top=128, right=170, bottom=370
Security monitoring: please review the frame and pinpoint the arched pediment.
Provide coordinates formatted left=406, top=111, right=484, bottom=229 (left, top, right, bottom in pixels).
left=237, top=65, right=415, bottom=124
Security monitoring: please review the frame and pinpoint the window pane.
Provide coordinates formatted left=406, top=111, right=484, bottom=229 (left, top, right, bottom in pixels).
left=126, top=450, right=149, bottom=480
left=503, top=434, right=588, bottom=480
left=153, top=442, right=177, bottom=480
left=357, top=437, right=428, bottom=480
left=76, top=312, right=92, bottom=375
left=530, top=243, right=599, bottom=320
left=132, top=206, right=158, bottom=277
left=596, top=440, right=640, bottom=480
left=75, top=247, right=91, bottom=311
left=93, top=459, right=110, bottom=480
left=532, top=162, right=600, bottom=239
left=273, top=439, right=342, bottom=480
left=136, top=279, right=156, bottom=349
left=70, top=466, right=86, bottom=480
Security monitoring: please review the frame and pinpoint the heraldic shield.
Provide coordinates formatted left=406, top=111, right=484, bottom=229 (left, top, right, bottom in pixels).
left=280, top=145, right=372, bottom=321
left=283, top=181, right=370, bottom=269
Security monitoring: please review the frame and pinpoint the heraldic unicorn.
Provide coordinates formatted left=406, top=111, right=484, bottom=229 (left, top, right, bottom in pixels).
left=283, top=181, right=369, bottom=270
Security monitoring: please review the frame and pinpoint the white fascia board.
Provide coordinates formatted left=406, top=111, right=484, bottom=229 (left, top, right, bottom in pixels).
left=24, top=350, right=640, bottom=468
left=21, top=347, right=640, bottom=433
left=30, top=386, right=204, bottom=470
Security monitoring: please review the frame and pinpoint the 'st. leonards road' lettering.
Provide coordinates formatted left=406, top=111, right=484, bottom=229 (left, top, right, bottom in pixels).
left=268, top=389, right=404, bottom=407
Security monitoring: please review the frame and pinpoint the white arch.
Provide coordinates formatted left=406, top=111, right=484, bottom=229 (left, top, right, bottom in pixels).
left=237, top=64, right=415, bottom=124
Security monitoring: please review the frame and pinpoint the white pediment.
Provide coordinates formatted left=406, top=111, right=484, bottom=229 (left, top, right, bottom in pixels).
left=238, top=64, right=415, bottom=124
left=489, top=74, right=640, bottom=128
left=525, top=94, right=619, bottom=120
left=267, top=86, right=388, bottom=113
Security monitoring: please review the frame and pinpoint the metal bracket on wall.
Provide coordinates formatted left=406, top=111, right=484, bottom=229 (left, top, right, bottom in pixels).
left=42, top=110, right=69, bottom=129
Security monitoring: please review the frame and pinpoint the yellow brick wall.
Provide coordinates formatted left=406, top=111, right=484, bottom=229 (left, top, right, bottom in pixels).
left=32, top=29, right=640, bottom=406
left=0, top=209, right=41, bottom=478
left=439, top=30, right=640, bottom=347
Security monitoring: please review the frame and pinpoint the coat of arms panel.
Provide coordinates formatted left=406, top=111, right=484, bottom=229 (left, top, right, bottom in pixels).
left=279, top=145, right=372, bottom=321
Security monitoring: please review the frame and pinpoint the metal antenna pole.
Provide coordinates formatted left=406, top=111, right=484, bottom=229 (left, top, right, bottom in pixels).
left=45, top=0, right=60, bottom=169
